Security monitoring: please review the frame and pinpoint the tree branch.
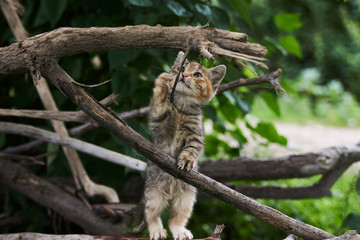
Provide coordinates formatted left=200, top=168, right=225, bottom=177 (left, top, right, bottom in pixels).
left=38, top=61, right=334, bottom=240
left=0, top=0, right=120, bottom=202
left=0, top=94, right=117, bottom=122
left=0, top=224, right=225, bottom=240
left=0, top=160, right=139, bottom=235
left=199, top=145, right=360, bottom=181
left=0, top=121, right=146, bottom=171
left=0, top=25, right=267, bottom=77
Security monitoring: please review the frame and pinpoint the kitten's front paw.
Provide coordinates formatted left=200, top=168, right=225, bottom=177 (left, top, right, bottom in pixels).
left=150, top=228, right=168, bottom=240
left=177, top=155, right=196, bottom=171
left=173, top=229, right=193, bottom=240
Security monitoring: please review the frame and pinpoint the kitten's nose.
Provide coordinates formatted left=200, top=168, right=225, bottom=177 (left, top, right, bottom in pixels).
left=182, top=72, right=189, bottom=77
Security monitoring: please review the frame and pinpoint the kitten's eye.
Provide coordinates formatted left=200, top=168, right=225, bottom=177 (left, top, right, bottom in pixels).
left=193, top=72, right=202, bottom=78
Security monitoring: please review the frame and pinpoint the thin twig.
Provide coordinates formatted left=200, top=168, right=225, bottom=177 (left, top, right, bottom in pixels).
left=170, top=49, right=190, bottom=103
left=0, top=121, right=146, bottom=171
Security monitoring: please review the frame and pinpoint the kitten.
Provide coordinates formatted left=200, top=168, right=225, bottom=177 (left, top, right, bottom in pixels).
left=145, top=51, right=226, bottom=240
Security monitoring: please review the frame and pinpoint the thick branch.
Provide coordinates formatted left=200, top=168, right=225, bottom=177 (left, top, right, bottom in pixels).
left=0, top=25, right=267, bottom=77
left=0, top=225, right=225, bottom=240
left=199, top=145, right=360, bottom=181
left=0, top=0, right=120, bottom=202
left=40, top=62, right=334, bottom=240
left=0, top=160, right=136, bottom=234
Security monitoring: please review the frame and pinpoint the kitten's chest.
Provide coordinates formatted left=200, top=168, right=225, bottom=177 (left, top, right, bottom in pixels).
left=168, top=115, right=202, bottom=154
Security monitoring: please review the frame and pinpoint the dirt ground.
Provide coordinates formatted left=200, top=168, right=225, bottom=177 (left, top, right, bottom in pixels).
left=242, top=123, right=360, bottom=171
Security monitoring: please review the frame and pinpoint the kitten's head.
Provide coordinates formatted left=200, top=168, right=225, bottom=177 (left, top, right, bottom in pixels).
left=170, top=51, right=226, bottom=105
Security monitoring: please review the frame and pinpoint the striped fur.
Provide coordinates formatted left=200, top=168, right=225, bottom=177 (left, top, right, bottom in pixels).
left=145, top=52, right=226, bottom=240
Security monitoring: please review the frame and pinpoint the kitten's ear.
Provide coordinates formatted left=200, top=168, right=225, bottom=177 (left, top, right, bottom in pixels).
left=172, top=51, right=185, bottom=69
left=209, top=65, right=226, bottom=90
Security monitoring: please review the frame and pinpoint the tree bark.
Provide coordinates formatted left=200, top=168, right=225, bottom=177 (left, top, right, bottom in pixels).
left=0, top=25, right=266, bottom=77
left=0, top=160, right=139, bottom=234
left=0, top=122, right=146, bottom=171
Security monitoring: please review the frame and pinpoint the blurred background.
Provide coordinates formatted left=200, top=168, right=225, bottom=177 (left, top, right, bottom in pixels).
left=1, top=0, right=360, bottom=239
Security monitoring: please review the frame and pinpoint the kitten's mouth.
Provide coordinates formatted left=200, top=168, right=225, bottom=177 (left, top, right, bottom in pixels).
left=179, top=75, right=191, bottom=89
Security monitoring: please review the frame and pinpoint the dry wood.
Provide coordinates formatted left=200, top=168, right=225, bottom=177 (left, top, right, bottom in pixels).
left=0, top=25, right=267, bottom=77
left=0, top=225, right=224, bottom=240
left=0, top=94, right=117, bottom=123
left=0, top=121, right=146, bottom=171
left=38, top=61, right=334, bottom=240
left=199, top=145, right=360, bottom=181
left=0, top=160, right=141, bottom=235
left=0, top=0, right=120, bottom=203
left=325, top=231, right=360, bottom=240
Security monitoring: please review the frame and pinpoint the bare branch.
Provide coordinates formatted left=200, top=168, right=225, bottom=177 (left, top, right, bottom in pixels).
left=199, top=145, right=360, bottom=182
left=0, top=25, right=267, bottom=77
left=0, top=108, right=89, bottom=122
left=0, top=224, right=225, bottom=240
left=0, top=160, right=134, bottom=234
left=217, top=68, right=284, bottom=93
left=0, top=0, right=120, bottom=202
left=2, top=94, right=117, bottom=154
left=0, top=121, right=146, bottom=171
left=325, top=231, right=360, bottom=240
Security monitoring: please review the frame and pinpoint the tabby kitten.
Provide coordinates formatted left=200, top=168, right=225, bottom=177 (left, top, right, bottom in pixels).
left=145, top=51, right=226, bottom=240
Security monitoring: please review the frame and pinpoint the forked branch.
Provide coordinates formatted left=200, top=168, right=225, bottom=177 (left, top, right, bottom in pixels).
left=0, top=25, right=267, bottom=77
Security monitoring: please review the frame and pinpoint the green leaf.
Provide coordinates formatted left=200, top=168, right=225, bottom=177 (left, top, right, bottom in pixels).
left=60, top=57, right=82, bottom=80
left=195, top=3, right=212, bottom=24
left=129, top=0, right=153, bottom=7
left=111, top=68, right=138, bottom=102
left=210, top=6, right=229, bottom=29
left=107, top=49, right=141, bottom=70
left=228, top=0, right=253, bottom=29
left=264, top=35, right=287, bottom=55
left=253, top=121, right=287, bottom=146
left=203, top=105, right=218, bottom=122
left=41, top=0, right=68, bottom=27
left=235, top=95, right=251, bottom=116
left=279, top=35, right=302, bottom=58
left=261, top=92, right=281, bottom=116
left=342, top=213, right=360, bottom=231
left=205, top=134, right=220, bottom=156
left=274, top=13, right=302, bottom=32
left=356, top=172, right=360, bottom=198
left=230, top=127, right=247, bottom=144
left=167, top=1, right=193, bottom=17
left=195, top=3, right=211, bottom=17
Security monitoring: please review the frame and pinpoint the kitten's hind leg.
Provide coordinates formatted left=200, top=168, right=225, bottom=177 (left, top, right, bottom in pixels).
left=169, top=188, right=196, bottom=240
left=145, top=188, right=168, bottom=240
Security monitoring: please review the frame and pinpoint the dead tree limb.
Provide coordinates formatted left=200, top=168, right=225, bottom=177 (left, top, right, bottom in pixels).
left=0, top=94, right=117, bottom=123
left=0, top=160, right=141, bottom=235
left=0, top=121, right=146, bottom=171
left=0, top=0, right=119, bottom=203
left=38, top=61, right=334, bottom=240
left=0, top=25, right=267, bottom=77
left=199, top=145, right=360, bottom=181
left=0, top=224, right=225, bottom=240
